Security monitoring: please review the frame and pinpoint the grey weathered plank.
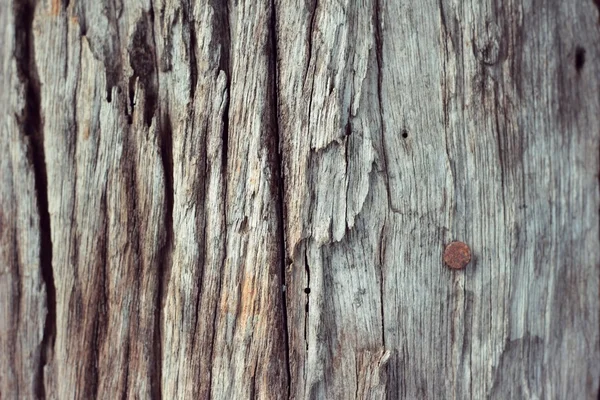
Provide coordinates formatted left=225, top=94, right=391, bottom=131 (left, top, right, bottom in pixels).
left=1, top=0, right=598, bottom=398
left=275, top=0, right=600, bottom=398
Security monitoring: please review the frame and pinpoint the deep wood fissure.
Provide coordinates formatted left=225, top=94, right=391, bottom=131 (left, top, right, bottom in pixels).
left=269, top=0, right=292, bottom=396
left=13, top=1, right=55, bottom=398
left=303, top=0, right=318, bottom=85
left=372, top=0, right=399, bottom=216
left=303, top=247, right=310, bottom=352
left=147, top=2, right=167, bottom=398
left=372, top=0, right=387, bottom=353
left=156, top=110, right=173, bottom=400
left=184, top=2, right=198, bottom=99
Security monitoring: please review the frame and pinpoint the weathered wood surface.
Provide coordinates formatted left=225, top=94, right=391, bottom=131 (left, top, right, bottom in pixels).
left=1, top=0, right=599, bottom=398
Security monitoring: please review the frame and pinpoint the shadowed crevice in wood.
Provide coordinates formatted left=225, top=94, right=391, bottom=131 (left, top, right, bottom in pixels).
left=303, top=247, right=310, bottom=352
left=213, top=0, right=231, bottom=173
left=372, top=0, right=397, bottom=218
left=575, top=46, right=586, bottom=73
left=128, top=12, right=158, bottom=126
left=303, top=0, right=318, bottom=84
left=121, top=339, right=131, bottom=400
left=372, top=0, right=387, bottom=354
left=156, top=111, right=174, bottom=400
left=182, top=2, right=198, bottom=99
left=269, top=0, right=292, bottom=395
left=145, top=3, right=163, bottom=397
left=12, top=0, right=55, bottom=398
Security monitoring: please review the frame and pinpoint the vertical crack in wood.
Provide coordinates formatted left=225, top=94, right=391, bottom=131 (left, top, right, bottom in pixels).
left=438, top=0, right=458, bottom=230
left=269, top=0, right=292, bottom=396
left=13, top=0, right=55, bottom=398
left=188, top=25, right=198, bottom=99
left=354, top=353, right=360, bottom=400
left=438, top=0, right=448, bottom=122
left=93, top=192, right=109, bottom=399
left=91, top=294, right=102, bottom=399
left=220, top=11, right=230, bottom=174
left=378, top=218, right=386, bottom=347
left=121, top=338, right=131, bottom=400
left=493, top=87, right=508, bottom=235
left=148, top=3, right=167, bottom=397
left=303, top=0, right=318, bottom=85
left=303, top=247, right=310, bottom=353
left=157, top=111, right=173, bottom=400
left=372, top=0, right=386, bottom=351
left=372, top=0, right=398, bottom=217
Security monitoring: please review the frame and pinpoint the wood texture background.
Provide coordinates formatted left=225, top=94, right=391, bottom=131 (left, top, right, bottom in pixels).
left=1, top=0, right=599, bottom=398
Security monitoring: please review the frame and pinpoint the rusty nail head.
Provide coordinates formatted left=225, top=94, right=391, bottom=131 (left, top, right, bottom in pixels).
left=444, top=241, right=471, bottom=270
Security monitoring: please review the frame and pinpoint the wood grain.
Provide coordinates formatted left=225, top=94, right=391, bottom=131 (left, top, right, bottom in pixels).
left=1, top=0, right=598, bottom=398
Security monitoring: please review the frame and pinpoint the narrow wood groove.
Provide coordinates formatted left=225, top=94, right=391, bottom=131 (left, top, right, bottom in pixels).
left=269, top=1, right=292, bottom=396
left=156, top=111, right=174, bottom=400
left=12, top=1, right=55, bottom=398
left=303, top=247, right=310, bottom=352
left=121, top=339, right=131, bottom=400
left=303, top=0, right=318, bottom=85
left=188, top=22, right=197, bottom=99
left=372, top=0, right=396, bottom=217
left=378, top=227, right=386, bottom=347
left=372, top=0, right=387, bottom=355
left=144, top=5, right=165, bottom=399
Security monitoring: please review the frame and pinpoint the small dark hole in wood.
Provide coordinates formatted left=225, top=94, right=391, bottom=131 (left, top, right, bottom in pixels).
left=575, top=46, right=586, bottom=72
left=401, top=129, right=408, bottom=138
left=304, top=288, right=311, bottom=294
